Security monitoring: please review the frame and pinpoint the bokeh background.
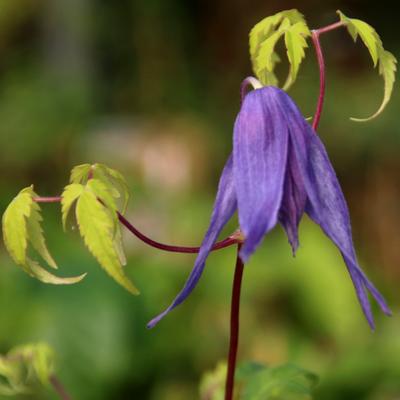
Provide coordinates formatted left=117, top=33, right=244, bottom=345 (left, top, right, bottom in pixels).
left=0, top=0, right=399, bottom=399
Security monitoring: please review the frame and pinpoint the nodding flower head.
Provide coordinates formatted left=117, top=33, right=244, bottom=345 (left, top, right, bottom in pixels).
left=148, top=81, right=391, bottom=329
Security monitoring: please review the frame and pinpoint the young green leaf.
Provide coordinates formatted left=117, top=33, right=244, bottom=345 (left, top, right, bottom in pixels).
left=75, top=187, right=139, bottom=295
left=26, top=201, right=57, bottom=269
left=26, top=258, right=86, bottom=285
left=61, top=183, right=85, bottom=230
left=2, top=186, right=33, bottom=265
left=337, top=10, right=397, bottom=121
left=283, top=21, right=311, bottom=90
left=9, top=343, right=55, bottom=386
left=70, top=163, right=92, bottom=184
left=2, top=186, right=86, bottom=285
left=249, top=9, right=310, bottom=89
left=93, top=163, right=130, bottom=213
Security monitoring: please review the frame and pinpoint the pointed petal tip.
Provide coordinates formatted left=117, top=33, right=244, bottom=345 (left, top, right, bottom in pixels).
left=147, top=311, right=168, bottom=329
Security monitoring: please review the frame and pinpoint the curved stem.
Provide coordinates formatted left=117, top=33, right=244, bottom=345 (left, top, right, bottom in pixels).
left=49, top=375, right=72, bottom=400
left=225, top=244, right=244, bottom=400
left=311, top=30, right=325, bottom=131
left=311, top=21, right=345, bottom=131
left=117, top=212, right=238, bottom=253
left=240, top=76, right=263, bottom=103
left=33, top=196, right=238, bottom=254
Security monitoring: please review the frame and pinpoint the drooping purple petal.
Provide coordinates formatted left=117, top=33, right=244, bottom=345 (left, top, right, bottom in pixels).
left=280, top=92, right=391, bottom=328
left=234, top=88, right=289, bottom=262
left=147, top=155, right=237, bottom=328
left=278, top=141, right=307, bottom=255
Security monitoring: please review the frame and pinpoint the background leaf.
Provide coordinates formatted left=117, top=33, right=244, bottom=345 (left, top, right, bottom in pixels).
left=239, top=363, right=317, bottom=400
left=199, top=362, right=226, bottom=400
left=337, top=10, right=397, bottom=121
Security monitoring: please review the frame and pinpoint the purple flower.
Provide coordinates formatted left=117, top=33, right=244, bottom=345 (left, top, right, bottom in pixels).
left=148, top=84, right=391, bottom=329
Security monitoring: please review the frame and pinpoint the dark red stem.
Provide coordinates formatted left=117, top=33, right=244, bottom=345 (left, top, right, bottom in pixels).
left=117, top=212, right=238, bottom=253
left=49, top=375, right=71, bottom=400
left=311, top=30, right=325, bottom=131
left=33, top=196, right=238, bottom=254
left=311, top=21, right=345, bottom=131
left=225, top=244, right=244, bottom=400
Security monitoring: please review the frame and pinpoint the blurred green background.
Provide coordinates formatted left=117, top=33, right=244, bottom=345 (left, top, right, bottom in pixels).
left=0, top=0, right=399, bottom=399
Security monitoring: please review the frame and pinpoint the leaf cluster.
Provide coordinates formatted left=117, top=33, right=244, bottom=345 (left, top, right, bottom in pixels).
left=0, top=343, right=55, bottom=396
left=249, top=9, right=311, bottom=90
left=200, top=362, right=318, bottom=400
left=2, top=186, right=85, bottom=285
left=2, top=163, right=139, bottom=295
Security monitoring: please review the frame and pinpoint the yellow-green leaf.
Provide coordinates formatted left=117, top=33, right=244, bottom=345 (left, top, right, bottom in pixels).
left=26, top=258, right=86, bottom=285
left=114, top=225, right=127, bottom=266
left=338, top=11, right=381, bottom=66
left=351, top=49, right=397, bottom=121
left=93, top=163, right=130, bottom=213
left=70, top=163, right=92, bottom=184
left=61, top=183, right=84, bottom=231
left=9, top=343, right=55, bottom=386
left=283, top=21, right=311, bottom=90
left=3, top=186, right=86, bottom=286
left=337, top=10, right=397, bottom=120
left=26, top=201, right=57, bottom=269
left=249, top=10, right=310, bottom=88
left=76, top=188, right=139, bottom=295
left=2, top=186, right=33, bottom=265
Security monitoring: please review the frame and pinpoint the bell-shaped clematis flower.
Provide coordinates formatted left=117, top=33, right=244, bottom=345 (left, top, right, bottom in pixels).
left=148, top=84, right=391, bottom=329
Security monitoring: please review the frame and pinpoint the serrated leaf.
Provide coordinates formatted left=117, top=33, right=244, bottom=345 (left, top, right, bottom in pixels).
left=3, top=186, right=86, bottom=286
left=351, top=49, right=397, bottom=121
left=26, top=201, right=57, bottom=269
left=2, top=186, right=33, bottom=265
left=26, top=258, right=86, bottom=285
left=76, top=188, right=139, bottom=295
left=70, top=163, right=92, bottom=184
left=87, top=179, right=118, bottom=218
left=337, top=10, right=397, bottom=121
left=114, top=225, right=127, bottom=266
left=93, top=163, right=130, bottom=213
left=283, top=22, right=311, bottom=90
left=338, top=11, right=380, bottom=66
left=250, top=10, right=310, bottom=88
left=61, top=183, right=85, bottom=231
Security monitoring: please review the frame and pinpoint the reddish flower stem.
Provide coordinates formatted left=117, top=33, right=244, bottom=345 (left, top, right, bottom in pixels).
left=311, top=21, right=345, bottom=131
left=225, top=244, right=244, bottom=400
left=49, top=375, right=72, bottom=400
left=117, top=211, right=238, bottom=253
left=34, top=196, right=62, bottom=203
left=33, top=196, right=238, bottom=253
